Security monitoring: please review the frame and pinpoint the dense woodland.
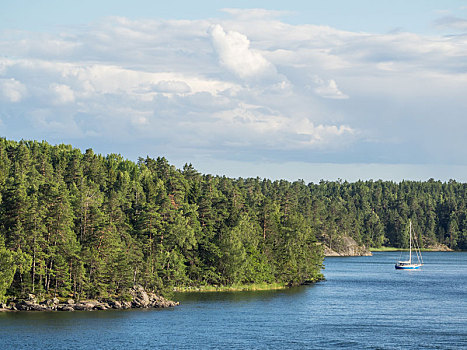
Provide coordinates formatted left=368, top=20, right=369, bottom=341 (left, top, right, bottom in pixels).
left=0, top=139, right=466, bottom=302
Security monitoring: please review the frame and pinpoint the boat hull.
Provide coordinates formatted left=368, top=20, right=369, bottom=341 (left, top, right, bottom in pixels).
left=395, top=264, right=422, bottom=270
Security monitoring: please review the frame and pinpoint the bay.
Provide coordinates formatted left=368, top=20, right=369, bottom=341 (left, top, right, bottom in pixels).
left=1, top=252, right=465, bottom=349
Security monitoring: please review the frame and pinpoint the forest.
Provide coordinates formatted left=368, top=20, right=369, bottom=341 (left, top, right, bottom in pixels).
left=0, top=138, right=466, bottom=302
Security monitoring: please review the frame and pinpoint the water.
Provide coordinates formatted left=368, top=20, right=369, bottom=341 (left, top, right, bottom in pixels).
left=1, top=252, right=465, bottom=349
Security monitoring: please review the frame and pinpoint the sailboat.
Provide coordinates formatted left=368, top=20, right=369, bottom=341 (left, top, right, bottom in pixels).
left=395, top=220, right=423, bottom=270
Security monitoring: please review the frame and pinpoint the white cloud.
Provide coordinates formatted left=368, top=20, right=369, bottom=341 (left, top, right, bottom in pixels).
left=296, top=120, right=355, bottom=147
left=0, top=32, right=79, bottom=60
left=0, top=12, right=466, bottom=167
left=50, top=83, right=75, bottom=104
left=312, top=77, right=349, bottom=99
left=209, top=24, right=276, bottom=80
left=151, top=80, right=191, bottom=94
left=210, top=104, right=355, bottom=151
left=0, top=78, right=26, bottom=102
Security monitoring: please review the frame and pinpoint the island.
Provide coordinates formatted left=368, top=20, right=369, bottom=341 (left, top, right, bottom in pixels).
left=1, top=138, right=465, bottom=310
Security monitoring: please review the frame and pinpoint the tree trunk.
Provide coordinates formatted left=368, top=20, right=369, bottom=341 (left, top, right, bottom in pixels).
left=32, top=236, right=36, bottom=293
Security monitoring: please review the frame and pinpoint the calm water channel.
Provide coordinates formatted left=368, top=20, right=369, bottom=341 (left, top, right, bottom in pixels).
left=1, top=252, right=465, bottom=349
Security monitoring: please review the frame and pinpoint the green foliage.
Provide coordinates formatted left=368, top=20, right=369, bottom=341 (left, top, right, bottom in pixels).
left=1, top=138, right=467, bottom=302
left=0, top=234, right=32, bottom=302
left=0, top=234, right=17, bottom=302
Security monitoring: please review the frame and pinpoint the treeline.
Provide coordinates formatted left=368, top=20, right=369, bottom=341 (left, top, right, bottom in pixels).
left=1, top=139, right=466, bottom=301
left=309, top=179, right=467, bottom=251
left=0, top=139, right=323, bottom=301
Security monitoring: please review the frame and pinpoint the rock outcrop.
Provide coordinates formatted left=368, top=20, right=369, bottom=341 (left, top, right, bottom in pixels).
left=0, top=286, right=179, bottom=312
left=426, top=243, right=453, bottom=251
left=324, top=236, right=372, bottom=257
left=323, top=246, right=341, bottom=256
left=129, top=285, right=179, bottom=308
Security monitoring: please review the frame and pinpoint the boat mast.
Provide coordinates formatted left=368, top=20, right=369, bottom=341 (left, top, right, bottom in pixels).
left=409, top=220, right=412, bottom=263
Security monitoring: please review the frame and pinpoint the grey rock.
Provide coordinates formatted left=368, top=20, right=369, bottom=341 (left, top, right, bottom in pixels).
left=29, top=304, right=48, bottom=311
left=15, top=303, right=28, bottom=311
left=74, top=301, right=96, bottom=311
left=44, top=298, right=60, bottom=307
left=3, top=286, right=179, bottom=313
left=130, top=285, right=150, bottom=307
left=148, top=294, right=179, bottom=308
left=73, top=304, right=89, bottom=311
left=93, top=303, right=108, bottom=310
left=128, top=285, right=179, bottom=309
left=16, top=300, right=35, bottom=311
left=15, top=300, right=51, bottom=311
left=121, top=301, right=132, bottom=309
left=108, top=300, right=122, bottom=309
left=58, top=304, right=75, bottom=311
left=324, top=236, right=372, bottom=257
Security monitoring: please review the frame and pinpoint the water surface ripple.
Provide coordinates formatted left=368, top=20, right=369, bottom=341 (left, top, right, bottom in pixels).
left=1, top=252, right=465, bottom=349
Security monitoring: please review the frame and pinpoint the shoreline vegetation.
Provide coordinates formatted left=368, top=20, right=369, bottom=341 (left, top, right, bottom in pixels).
left=174, top=282, right=288, bottom=293
left=1, top=138, right=467, bottom=310
left=173, top=274, right=325, bottom=293
left=370, top=244, right=454, bottom=252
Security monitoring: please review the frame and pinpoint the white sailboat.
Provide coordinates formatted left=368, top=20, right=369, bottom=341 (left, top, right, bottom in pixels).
left=395, top=220, right=423, bottom=270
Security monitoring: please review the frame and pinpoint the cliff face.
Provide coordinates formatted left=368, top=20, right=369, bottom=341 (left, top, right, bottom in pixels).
left=324, top=236, right=372, bottom=257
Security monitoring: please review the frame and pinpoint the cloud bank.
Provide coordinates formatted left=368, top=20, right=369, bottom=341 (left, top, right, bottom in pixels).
left=0, top=10, right=466, bottom=170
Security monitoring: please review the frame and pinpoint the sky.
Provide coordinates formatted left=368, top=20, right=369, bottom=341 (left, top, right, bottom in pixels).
left=1, top=0, right=467, bottom=183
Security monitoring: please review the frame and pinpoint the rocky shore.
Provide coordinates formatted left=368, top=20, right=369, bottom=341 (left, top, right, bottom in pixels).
left=425, top=243, right=453, bottom=251
left=0, top=285, right=178, bottom=312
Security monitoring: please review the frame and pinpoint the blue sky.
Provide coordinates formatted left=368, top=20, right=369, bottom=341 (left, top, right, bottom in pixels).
left=1, top=1, right=467, bottom=182
left=1, top=0, right=464, bottom=33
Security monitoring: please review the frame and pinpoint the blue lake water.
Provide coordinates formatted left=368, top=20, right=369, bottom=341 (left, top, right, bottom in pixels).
left=1, top=252, right=466, bottom=349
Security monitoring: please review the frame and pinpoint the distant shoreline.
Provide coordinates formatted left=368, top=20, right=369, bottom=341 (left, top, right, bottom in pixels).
left=370, top=246, right=455, bottom=252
